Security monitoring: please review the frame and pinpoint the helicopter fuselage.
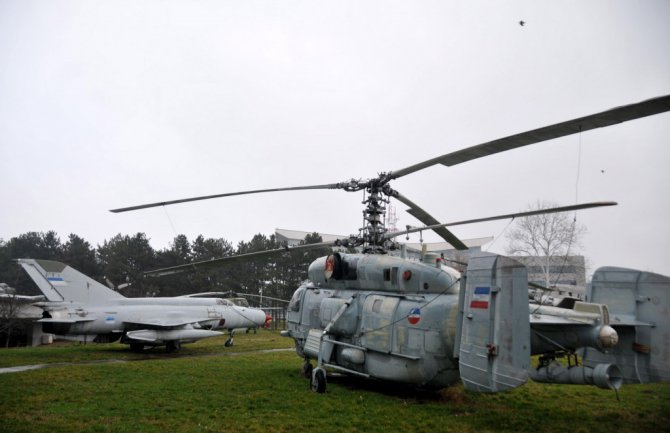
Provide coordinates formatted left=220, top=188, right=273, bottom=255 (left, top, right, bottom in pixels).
left=285, top=252, right=463, bottom=389
left=283, top=251, right=635, bottom=392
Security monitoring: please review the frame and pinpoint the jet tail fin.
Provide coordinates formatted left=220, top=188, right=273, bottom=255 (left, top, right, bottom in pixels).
left=16, top=259, right=123, bottom=303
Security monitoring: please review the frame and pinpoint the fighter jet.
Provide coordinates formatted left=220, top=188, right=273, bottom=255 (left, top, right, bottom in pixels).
left=16, top=258, right=269, bottom=352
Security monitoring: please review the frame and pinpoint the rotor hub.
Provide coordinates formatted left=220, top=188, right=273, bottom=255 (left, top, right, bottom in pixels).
left=350, top=174, right=398, bottom=253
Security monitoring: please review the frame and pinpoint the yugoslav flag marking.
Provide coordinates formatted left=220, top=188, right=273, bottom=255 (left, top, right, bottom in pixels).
left=408, top=307, right=421, bottom=325
left=47, top=276, right=67, bottom=286
left=470, top=286, right=490, bottom=309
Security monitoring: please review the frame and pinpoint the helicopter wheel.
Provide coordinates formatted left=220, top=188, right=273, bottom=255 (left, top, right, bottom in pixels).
left=311, top=367, right=327, bottom=393
left=301, top=359, right=313, bottom=378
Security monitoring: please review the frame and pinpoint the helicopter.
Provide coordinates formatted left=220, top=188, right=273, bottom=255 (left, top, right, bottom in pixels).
left=111, top=94, right=670, bottom=393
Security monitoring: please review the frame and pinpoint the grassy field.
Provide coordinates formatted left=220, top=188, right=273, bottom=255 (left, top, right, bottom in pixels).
left=0, top=331, right=668, bottom=433
left=0, top=329, right=294, bottom=369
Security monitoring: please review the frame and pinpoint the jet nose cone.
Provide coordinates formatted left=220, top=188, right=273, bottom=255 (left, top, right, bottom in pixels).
left=251, top=308, right=267, bottom=326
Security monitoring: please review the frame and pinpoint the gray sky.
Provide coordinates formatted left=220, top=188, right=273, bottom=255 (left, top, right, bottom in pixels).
left=1, top=1, right=669, bottom=277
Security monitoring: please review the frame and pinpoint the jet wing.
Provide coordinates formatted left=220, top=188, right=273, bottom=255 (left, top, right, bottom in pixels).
left=125, top=329, right=223, bottom=343
left=0, top=294, right=46, bottom=303
left=123, top=319, right=207, bottom=329
left=528, top=302, right=614, bottom=326
left=529, top=305, right=657, bottom=327
left=38, top=317, right=96, bottom=323
left=607, top=316, right=656, bottom=327
left=529, top=315, right=597, bottom=326
left=123, top=317, right=226, bottom=344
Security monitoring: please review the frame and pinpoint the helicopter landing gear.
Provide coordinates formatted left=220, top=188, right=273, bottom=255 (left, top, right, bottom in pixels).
left=311, top=367, right=327, bottom=393
left=224, top=330, right=235, bottom=347
left=301, top=359, right=313, bottom=378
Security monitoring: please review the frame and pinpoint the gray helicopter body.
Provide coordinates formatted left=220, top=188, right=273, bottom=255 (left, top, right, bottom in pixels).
left=286, top=253, right=463, bottom=389
left=283, top=252, right=669, bottom=393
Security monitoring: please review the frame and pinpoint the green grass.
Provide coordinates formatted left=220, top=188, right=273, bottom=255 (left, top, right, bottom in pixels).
left=0, top=330, right=294, bottom=368
left=0, top=332, right=668, bottom=433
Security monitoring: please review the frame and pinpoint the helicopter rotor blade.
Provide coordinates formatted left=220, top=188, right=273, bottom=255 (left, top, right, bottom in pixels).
left=110, top=184, right=341, bottom=213
left=389, top=94, right=670, bottom=180
left=391, top=190, right=469, bottom=250
left=385, top=201, right=617, bottom=241
left=144, top=241, right=336, bottom=277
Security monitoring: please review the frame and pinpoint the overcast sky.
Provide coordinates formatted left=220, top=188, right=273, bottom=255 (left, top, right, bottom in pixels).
left=1, top=1, right=669, bottom=278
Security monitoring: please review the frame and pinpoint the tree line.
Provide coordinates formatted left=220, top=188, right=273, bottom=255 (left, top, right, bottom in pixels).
left=0, top=231, right=332, bottom=302
left=1, top=202, right=589, bottom=302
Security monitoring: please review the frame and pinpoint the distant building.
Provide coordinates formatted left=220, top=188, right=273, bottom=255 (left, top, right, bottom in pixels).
left=275, top=229, right=348, bottom=246
left=512, top=255, right=586, bottom=286
left=510, top=255, right=587, bottom=300
left=390, top=237, right=491, bottom=274
left=274, top=228, right=492, bottom=273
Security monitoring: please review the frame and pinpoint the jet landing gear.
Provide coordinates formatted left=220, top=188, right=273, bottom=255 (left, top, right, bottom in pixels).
left=225, top=330, right=235, bottom=347
left=166, top=341, right=181, bottom=353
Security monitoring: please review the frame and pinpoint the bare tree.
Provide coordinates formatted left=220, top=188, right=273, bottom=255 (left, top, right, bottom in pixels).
left=505, top=200, right=586, bottom=288
left=0, top=284, right=23, bottom=347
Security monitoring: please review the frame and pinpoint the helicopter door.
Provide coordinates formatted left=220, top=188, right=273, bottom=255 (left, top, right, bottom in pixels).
left=360, top=295, right=399, bottom=352
left=457, top=253, right=530, bottom=393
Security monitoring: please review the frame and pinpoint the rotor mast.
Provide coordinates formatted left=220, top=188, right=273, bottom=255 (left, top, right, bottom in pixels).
left=362, top=177, right=391, bottom=253
left=335, top=174, right=397, bottom=254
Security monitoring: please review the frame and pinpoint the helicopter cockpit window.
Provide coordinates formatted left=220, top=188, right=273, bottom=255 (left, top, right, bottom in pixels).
left=383, top=267, right=399, bottom=284
left=231, top=297, right=249, bottom=307
left=391, top=267, right=399, bottom=284
left=289, top=287, right=305, bottom=312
